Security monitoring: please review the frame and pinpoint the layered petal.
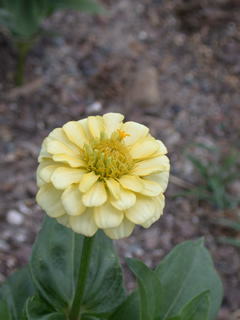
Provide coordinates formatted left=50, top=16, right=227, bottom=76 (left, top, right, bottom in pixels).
left=125, top=195, right=156, bottom=224
left=36, top=184, right=65, bottom=218
left=47, top=140, right=79, bottom=157
left=139, top=179, right=162, bottom=196
left=141, top=194, right=165, bottom=228
left=104, top=217, right=135, bottom=240
left=144, top=171, right=170, bottom=192
left=78, top=118, right=92, bottom=141
left=132, top=155, right=170, bottom=176
left=61, top=184, right=86, bottom=216
left=118, top=175, right=144, bottom=193
left=47, top=128, right=80, bottom=153
left=57, top=214, right=71, bottom=228
left=52, top=154, right=85, bottom=168
left=106, top=178, right=120, bottom=199
left=79, top=171, right=99, bottom=193
left=110, top=185, right=136, bottom=210
left=37, top=159, right=60, bottom=184
left=82, top=181, right=107, bottom=207
left=51, top=167, right=86, bottom=189
left=87, top=115, right=104, bottom=138
left=129, top=136, right=159, bottom=159
left=94, top=201, right=123, bottom=229
left=70, top=207, right=98, bottom=237
left=102, top=113, right=124, bottom=138
left=121, top=121, right=149, bottom=146
left=63, top=121, right=88, bottom=148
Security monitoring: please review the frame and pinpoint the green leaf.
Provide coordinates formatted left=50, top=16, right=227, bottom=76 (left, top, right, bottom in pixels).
left=217, top=237, right=240, bottom=248
left=30, top=215, right=126, bottom=317
left=109, top=291, right=140, bottom=320
left=0, top=265, right=34, bottom=320
left=54, top=0, right=106, bottom=14
left=168, top=290, right=210, bottom=320
left=23, top=294, right=67, bottom=320
left=126, top=258, right=162, bottom=320
left=0, top=299, right=11, bottom=320
left=155, top=238, right=223, bottom=320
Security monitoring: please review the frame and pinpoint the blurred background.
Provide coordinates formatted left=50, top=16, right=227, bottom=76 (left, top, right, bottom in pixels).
left=0, top=0, right=240, bottom=319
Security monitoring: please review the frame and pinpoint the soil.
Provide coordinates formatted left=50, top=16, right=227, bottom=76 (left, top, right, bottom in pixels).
left=1, top=0, right=240, bottom=319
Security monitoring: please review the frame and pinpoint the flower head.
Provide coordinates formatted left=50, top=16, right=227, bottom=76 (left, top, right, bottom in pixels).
left=36, top=113, right=170, bottom=239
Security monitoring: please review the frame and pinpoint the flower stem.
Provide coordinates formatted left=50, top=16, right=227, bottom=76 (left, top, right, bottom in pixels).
left=69, top=235, right=95, bottom=320
left=15, top=41, right=29, bottom=86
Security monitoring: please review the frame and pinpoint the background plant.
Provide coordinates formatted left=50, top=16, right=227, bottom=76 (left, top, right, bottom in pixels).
left=179, top=144, right=240, bottom=210
left=0, top=0, right=104, bottom=85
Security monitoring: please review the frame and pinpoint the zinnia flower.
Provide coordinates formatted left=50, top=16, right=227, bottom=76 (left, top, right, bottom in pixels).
left=36, top=113, right=170, bottom=239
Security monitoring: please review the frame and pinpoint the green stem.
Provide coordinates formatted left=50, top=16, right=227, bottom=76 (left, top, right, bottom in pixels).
left=69, top=235, right=95, bottom=320
left=15, top=41, right=30, bottom=86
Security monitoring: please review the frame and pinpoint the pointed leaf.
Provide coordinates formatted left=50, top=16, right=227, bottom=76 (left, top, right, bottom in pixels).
left=0, top=265, right=34, bottom=320
left=109, top=291, right=140, bottom=320
left=126, top=258, right=162, bottom=320
left=168, top=290, right=210, bottom=320
left=0, top=300, right=11, bottom=320
left=30, top=215, right=126, bottom=316
left=23, top=294, right=67, bottom=320
left=155, top=238, right=223, bottom=320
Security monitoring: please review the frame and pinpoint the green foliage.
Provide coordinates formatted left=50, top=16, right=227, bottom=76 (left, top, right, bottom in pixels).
left=30, top=215, right=126, bottom=318
left=0, top=0, right=104, bottom=85
left=0, top=299, right=11, bottom=320
left=168, top=291, right=210, bottom=320
left=108, top=238, right=223, bottom=320
left=0, top=0, right=104, bottom=39
left=0, top=265, right=34, bottom=320
left=180, top=145, right=240, bottom=209
left=0, top=217, right=223, bottom=320
left=212, top=217, right=240, bottom=248
left=126, top=258, right=162, bottom=320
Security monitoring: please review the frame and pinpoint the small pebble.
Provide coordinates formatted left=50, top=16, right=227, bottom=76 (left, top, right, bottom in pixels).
left=0, top=240, right=10, bottom=252
left=6, top=210, right=24, bottom=226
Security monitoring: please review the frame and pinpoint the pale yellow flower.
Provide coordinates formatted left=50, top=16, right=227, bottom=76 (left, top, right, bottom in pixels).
left=36, top=113, right=170, bottom=239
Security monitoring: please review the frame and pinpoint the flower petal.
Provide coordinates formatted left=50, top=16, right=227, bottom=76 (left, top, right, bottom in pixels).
left=144, top=171, right=170, bottom=192
left=82, top=181, right=107, bottom=207
left=36, top=184, right=65, bottom=218
left=38, top=139, right=52, bottom=162
left=121, top=121, right=149, bottom=147
left=139, top=179, right=162, bottom=196
left=37, top=159, right=59, bottom=183
left=94, top=200, right=123, bottom=229
left=53, top=154, right=85, bottom=168
left=48, top=128, right=80, bottom=153
left=63, top=121, right=88, bottom=148
left=106, top=178, right=120, bottom=199
left=61, top=184, right=86, bottom=216
left=57, top=214, right=71, bottom=228
left=152, top=140, right=168, bottom=156
left=132, top=155, right=170, bottom=176
left=78, top=118, right=92, bottom=140
left=51, top=167, right=85, bottom=190
left=104, top=217, right=135, bottom=240
left=70, top=207, right=98, bottom=237
left=102, top=113, right=124, bottom=138
left=79, top=171, right=99, bottom=193
left=125, top=195, right=156, bottom=224
left=110, top=185, right=136, bottom=210
left=141, top=194, right=165, bottom=228
left=118, top=175, right=144, bottom=193
left=130, top=137, right=159, bottom=159
left=87, top=115, right=104, bottom=138
left=47, top=140, right=79, bottom=156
